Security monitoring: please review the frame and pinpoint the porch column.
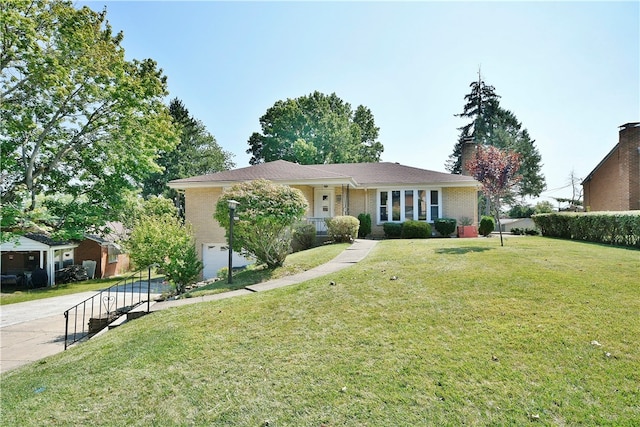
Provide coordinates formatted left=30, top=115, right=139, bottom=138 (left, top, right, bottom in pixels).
left=48, top=248, right=55, bottom=286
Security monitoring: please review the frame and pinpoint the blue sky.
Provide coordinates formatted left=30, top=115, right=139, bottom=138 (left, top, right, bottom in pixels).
left=79, top=1, right=639, bottom=205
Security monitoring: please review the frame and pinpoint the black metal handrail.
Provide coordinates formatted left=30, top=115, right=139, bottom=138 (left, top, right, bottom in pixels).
left=63, top=266, right=157, bottom=350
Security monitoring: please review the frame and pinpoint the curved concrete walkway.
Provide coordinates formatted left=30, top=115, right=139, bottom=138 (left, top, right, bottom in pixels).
left=0, top=239, right=378, bottom=374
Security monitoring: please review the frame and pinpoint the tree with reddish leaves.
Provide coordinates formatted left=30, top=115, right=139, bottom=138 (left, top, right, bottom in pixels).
left=466, top=145, right=522, bottom=246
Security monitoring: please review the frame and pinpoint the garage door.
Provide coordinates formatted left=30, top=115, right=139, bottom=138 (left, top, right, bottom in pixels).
left=202, top=243, right=253, bottom=280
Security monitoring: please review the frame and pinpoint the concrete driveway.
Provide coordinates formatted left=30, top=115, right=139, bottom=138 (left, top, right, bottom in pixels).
left=0, top=292, right=96, bottom=373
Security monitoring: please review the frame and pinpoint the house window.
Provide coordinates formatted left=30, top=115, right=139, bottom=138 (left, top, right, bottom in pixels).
left=107, top=245, right=119, bottom=264
left=377, top=188, right=441, bottom=223
left=418, top=190, right=427, bottom=221
left=391, top=191, right=401, bottom=221
left=430, top=190, right=440, bottom=220
left=380, top=191, right=388, bottom=221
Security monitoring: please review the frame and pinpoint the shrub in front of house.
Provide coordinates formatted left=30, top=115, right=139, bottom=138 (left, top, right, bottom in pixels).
left=383, top=222, right=403, bottom=238
left=434, top=218, right=457, bottom=237
left=214, top=179, right=308, bottom=268
left=400, top=220, right=431, bottom=239
left=479, top=216, right=496, bottom=236
left=326, top=215, right=360, bottom=243
left=292, top=222, right=317, bottom=252
left=357, top=213, right=372, bottom=238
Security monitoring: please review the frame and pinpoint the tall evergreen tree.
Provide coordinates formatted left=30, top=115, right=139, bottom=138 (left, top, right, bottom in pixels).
left=447, top=73, right=545, bottom=199
left=143, top=99, right=235, bottom=209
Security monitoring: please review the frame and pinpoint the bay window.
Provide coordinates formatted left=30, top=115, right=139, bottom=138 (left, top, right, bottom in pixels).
left=377, top=188, right=440, bottom=223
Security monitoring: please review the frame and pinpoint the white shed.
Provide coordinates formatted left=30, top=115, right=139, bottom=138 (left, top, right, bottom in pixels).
left=0, top=234, right=79, bottom=287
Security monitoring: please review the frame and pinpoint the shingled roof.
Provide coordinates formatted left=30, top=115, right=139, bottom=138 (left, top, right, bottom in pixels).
left=168, top=160, right=478, bottom=189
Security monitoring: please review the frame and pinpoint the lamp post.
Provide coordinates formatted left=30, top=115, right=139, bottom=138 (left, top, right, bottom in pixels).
left=227, top=200, right=239, bottom=284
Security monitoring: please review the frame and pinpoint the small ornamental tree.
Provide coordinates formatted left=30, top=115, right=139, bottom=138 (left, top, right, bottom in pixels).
left=214, top=179, right=308, bottom=268
left=465, top=145, right=522, bottom=246
left=125, top=208, right=202, bottom=295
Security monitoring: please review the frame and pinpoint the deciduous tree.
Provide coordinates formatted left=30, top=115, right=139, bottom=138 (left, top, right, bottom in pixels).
left=124, top=198, right=202, bottom=294
left=465, top=145, right=522, bottom=246
left=247, top=91, right=383, bottom=165
left=1, top=0, right=177, bottom=239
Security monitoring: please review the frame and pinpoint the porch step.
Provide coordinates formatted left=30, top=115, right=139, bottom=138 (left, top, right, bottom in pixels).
left=126, top=302, right=153, bottom=321
left=108, top=315, right=128, bottom=330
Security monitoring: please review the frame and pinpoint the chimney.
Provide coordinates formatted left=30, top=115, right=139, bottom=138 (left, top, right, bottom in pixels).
left=619, top=122, right=640, bottom=210
left=460, top=137, right=477, bottom=176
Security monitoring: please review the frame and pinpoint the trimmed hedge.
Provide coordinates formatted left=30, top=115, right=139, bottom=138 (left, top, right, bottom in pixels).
left=401, top=220, right=431, bottom=239
left=357, top=213, right=372, bottom=238
left=325, top=215, right=360, bottom=243
left=383, top=222, right=403, bottom=238
left=434, top=218, right=457, bottom=237
left=291, top=222, right=317, bottom=252
left=479, top=216, right=495, bottom=236
left=532, top=212, right=640, bottom=248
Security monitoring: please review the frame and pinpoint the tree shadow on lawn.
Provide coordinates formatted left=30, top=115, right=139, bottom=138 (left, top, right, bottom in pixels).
left=435, top=246, right=494, bottom=255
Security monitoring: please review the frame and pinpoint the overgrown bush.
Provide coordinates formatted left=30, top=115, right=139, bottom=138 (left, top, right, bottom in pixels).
left=325, top=215, right=360, bottom=243
left=383, top=222, right=403, bottom=238
left=215, top=179, right=308, bottom=268
left=434, top=218, right=457, bottom=237
left=533, top=212, right=640, bottom=248
left=292, top=222, right=317, bottom=252
left=401, top=220, right=431, bottom=239
left=479, top=216, right=496, bottom=236
left=357, top=213, right=372, bottom=238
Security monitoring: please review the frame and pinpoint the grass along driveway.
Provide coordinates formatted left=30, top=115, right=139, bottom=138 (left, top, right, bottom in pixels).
left=1, top=237, right=638, bottom=425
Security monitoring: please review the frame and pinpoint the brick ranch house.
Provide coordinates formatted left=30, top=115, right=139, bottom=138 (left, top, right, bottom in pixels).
left=582, top=122, right=640, bottom=211
left=169, top=160, right=480, bottom=279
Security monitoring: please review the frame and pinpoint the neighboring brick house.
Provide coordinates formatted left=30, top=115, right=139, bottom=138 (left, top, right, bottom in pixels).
left=582, top=123, right=640, bottom=212
left=75, top=235, right=129, bottom=279
left=169, top=160, right=480, bottom=279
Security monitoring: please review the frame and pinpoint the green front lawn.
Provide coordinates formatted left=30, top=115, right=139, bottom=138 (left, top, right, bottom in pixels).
left=1, top=237, right=638, bottom=425
left=0, top=276, right=125, bottom=306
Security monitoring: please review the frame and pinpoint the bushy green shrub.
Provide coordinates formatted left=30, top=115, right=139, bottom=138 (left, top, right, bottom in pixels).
left=511, top=227, right=539, bottom=236
left=434, top=218, right=457, bottom=237
left=357, top=213, right=372, bottom=238
left=383, top=222, right=403, bottom=238
left=291, top=222, right=317, bottom=252
left=401, top=220, right=431, bottom=238
left=325, top=215, right=360, bottom=243
left=533, top=212, right=640, bottom=248
left=214, top=179, right=308, bottom=268
left=479, top=216, right=496, bottom=236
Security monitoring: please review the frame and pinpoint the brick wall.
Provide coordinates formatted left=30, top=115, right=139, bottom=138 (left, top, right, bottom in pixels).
left=443, top=187, right=479, bottom=224
left=184, top=187, right=224, bottom=261
left=584, top=124, right=640, bottom=211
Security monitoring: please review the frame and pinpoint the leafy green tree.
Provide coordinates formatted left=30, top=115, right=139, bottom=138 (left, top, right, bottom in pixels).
left=214, top=180, right=308, bottom=268
left=535, top=200, right=555, bottom=214
left=508, top=204, right=535, bottom=218
left=124, top=200, right=202, bottom=294
left=1, top=0, right=177, bottom=239
left=447, top=73, right=545, bottom=199
left=246, top=91, right=383, bottom=165
left=143, top=98, right=235, bottom=204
